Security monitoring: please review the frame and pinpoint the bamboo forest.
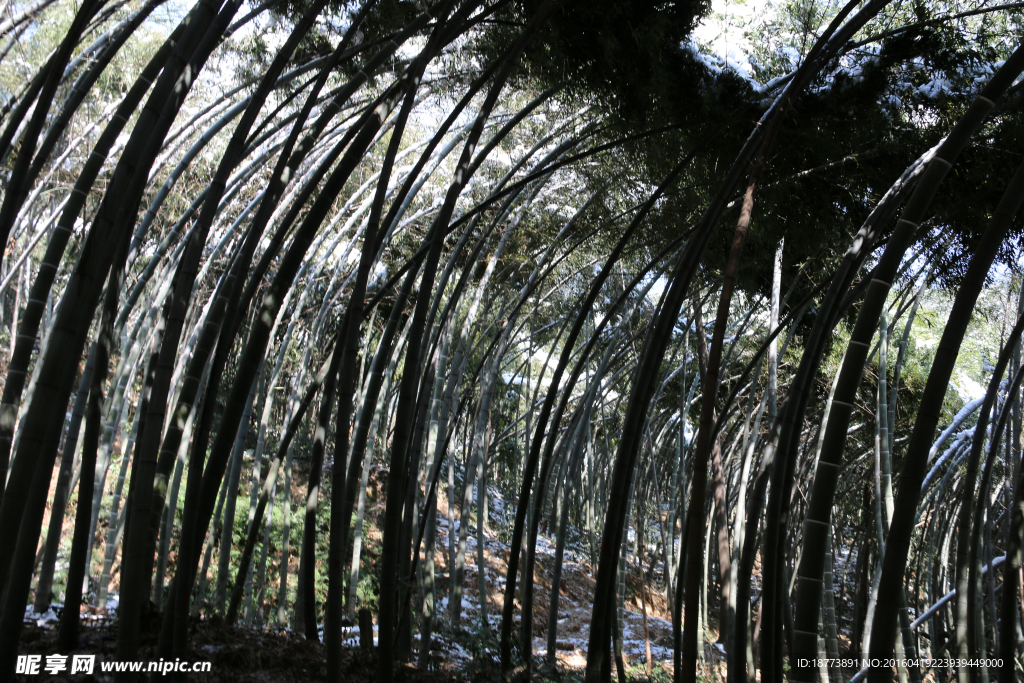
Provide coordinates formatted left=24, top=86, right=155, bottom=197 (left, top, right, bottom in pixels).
left=4, top=0, right=1024, bottom=680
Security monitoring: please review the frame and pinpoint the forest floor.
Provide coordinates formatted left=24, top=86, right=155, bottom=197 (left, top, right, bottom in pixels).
left=422, top=485, right=700, bottom=680
left=18, top=465, right=733, bottom=682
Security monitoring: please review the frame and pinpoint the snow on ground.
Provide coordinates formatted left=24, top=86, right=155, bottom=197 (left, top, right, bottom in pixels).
left=415, top=484, right=684, bottom=671
left=24, top=594, right=120, bottom=628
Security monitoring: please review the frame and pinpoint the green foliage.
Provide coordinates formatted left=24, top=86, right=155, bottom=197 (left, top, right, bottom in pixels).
left=355, top=571, right=380, bottom=612
left=514, top=0, right=711, bottom=125
left=622, top=661, right=677, bottom=683
left=460, top=623, right=502, bottom=682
